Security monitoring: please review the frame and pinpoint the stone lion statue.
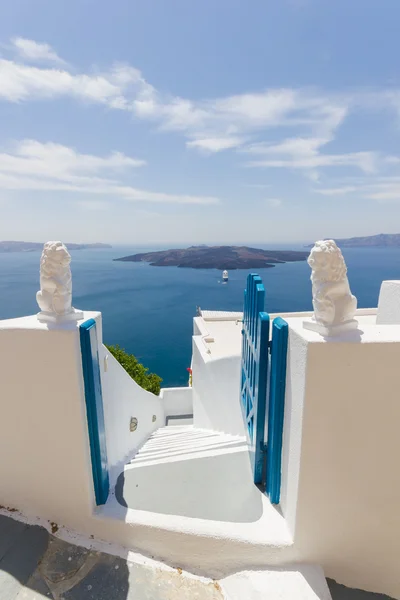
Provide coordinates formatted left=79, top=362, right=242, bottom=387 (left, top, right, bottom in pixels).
left=36, top=241, right=76, bottom=318
left=307, top=240, right=357, bottom=328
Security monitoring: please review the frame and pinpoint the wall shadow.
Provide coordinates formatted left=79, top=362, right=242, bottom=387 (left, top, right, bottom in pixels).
left=0, top=513, right=130, bottom=600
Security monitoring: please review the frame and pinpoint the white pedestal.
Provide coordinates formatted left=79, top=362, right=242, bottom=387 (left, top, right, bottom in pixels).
left=303, top=317, right=358, bottom=337
left=37, top=308, right=84, bottom=323
left=377, top=280, right=400, bottom=324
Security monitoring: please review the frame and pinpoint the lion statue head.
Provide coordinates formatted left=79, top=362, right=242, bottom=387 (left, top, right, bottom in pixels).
left=39, top=241, right=71, bottom=278
left=308, top=240, right=347, bottom=284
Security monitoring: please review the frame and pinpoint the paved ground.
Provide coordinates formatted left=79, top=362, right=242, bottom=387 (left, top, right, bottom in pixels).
left=0, top=514, right=222, bottom=600
left=0, top=514, right=394, bottom=599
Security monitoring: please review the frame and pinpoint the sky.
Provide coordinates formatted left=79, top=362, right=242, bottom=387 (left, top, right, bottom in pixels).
left=1, top=0, right=400, bottom=245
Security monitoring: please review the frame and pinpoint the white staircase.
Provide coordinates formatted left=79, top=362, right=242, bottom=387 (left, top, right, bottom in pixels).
left=94, top=426, right=332, bottom=595
left=130, top=425, right=246, bottom=466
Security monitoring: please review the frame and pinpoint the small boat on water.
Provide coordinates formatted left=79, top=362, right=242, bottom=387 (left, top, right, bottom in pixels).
left=222, top=270, right=229, bottom=282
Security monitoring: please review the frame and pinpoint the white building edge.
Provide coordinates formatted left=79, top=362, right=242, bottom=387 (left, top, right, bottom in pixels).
left=0, top=240, right=400, bottom=599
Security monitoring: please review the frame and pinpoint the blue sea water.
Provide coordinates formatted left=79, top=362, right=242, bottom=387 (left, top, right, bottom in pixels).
left=1, top=244, right=400, bottom=387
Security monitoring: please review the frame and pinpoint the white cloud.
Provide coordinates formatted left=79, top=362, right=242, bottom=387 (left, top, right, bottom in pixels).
left=314, top=177, right=400, bottom=202
left=187, top=136, right=246, bottom=152
left=2, top=36, right=400, bottom=183
left=0, top=139, right=219, bottom=205
left=266, top=198, right=282, bottom=208
left=243, top=136, right=378, bottom=174
left=0, top=53, right=153, bottom=109
left=12, top=37, right=66, bottom=65
left=0, top=39, right=351, bottom=158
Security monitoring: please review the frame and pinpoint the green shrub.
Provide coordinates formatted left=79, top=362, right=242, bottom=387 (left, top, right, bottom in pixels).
left=105, top=344, right=162, bottom=396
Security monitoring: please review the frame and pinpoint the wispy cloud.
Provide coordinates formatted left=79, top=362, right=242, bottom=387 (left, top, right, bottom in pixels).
left=1, top=36, right=400, bottom=184
left=243, top=136, right=378, bottom=174
left=186, top=136, right=247, bottom=153
left=11, top=37, right=66, bottom=65
left=0, top=38, right=350, bottom=156
left=314, top=178, right=400, bottom=202
left=0, top=139, right=219, bottom=205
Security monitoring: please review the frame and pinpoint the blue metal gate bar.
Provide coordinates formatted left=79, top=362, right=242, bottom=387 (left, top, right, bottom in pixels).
left=265, top=317, right=289, bottom=504
left=241, top=274, right=270, bottom=483
left=80, top=318, right=109, bottom=505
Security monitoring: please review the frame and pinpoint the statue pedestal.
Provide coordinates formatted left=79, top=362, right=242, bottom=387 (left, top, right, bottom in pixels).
left=37, top=308, right=84, bottom=323
left=303, top=317, right=358, bottom=337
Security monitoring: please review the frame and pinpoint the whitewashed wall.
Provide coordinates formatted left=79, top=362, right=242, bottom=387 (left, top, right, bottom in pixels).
left=0, top=313, right=98, bottom=531
left=101, top=346, right=165, bottom=483
left=191, top=336, right=245, bottom=437
left=280, top=315, right=400, bottom=599
left=160, top=387, right=193, bottom=419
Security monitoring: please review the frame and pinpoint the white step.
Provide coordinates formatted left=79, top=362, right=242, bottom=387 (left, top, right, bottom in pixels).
left=130, top=425, right=246, bottom=465
left=221, top=566, right=332, bottom=600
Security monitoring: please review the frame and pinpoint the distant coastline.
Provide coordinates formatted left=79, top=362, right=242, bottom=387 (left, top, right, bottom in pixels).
left=306, top=234, right=400, bottom=248
left=114, top=245, right=308, bottom=270
left=0, top=242, right=112, bottom=253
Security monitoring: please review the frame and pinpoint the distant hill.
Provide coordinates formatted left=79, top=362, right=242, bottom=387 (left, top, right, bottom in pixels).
left=0, top=241, right=112, bottom=253
left=114, top=245, right=308, bottom=270
left=306, top=234, right=400, bottom=248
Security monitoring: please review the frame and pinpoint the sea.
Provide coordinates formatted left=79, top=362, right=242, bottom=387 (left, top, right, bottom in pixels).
left=1, top=244, right=400, bottom=388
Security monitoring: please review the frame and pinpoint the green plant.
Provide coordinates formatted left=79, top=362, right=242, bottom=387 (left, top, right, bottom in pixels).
left=105, top=344, right=162, bottom=395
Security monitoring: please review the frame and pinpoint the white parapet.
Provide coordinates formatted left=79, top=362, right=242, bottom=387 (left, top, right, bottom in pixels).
left=281, top=312, right=400, bottom=599
left=376, top=280, right=400, bottom=324
left=0, top=313, right=99, bottom=530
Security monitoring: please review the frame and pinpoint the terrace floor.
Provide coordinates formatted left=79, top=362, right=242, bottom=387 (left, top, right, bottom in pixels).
left=0, top=513, right=392, bottom=599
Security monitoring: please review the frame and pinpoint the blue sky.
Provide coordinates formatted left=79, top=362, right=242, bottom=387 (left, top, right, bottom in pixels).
left=1, top=0, right=400, bottom=245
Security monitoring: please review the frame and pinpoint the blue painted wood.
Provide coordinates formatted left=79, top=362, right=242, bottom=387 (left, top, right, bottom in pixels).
left=80, top=318, right=109, bottom=505
left=266, top=317, right=289, bottom=504
left=241, top=274, right=270, bottom=484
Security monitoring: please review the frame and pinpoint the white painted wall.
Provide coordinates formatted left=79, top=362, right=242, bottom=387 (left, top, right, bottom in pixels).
left=280, top=316, right=400, bottom=599
left=377, top=280, right=400, bottom=324
left=0, top=313, right=98, bottom=531
left=101, top=345, right=165, bottom=483
left=159, top=387, right=193, bottom=420
left=0, top=312, right=168, bottom=528
left=191, top=336, right=245, bottom=437
left=279, top=326, right=308, bottom=538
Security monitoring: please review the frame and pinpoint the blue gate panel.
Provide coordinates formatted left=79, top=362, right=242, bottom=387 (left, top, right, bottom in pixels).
left=266, top=317, right=289, bottom=504
left=80, top=318, right=109, bottom=506
left=241, top=274, right=270, bottom=484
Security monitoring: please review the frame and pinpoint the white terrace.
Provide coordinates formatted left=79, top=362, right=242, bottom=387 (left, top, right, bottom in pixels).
left=1, top=240, right=400, bottom=599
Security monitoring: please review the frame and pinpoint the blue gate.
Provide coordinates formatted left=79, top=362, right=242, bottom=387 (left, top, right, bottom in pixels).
left=241, top=274, right=289, bottom=502
left=266, top=317, right=289, bottom=504
left=80, top=318, right=109, bottom=505
left=241, top=274, right=270, bottom=483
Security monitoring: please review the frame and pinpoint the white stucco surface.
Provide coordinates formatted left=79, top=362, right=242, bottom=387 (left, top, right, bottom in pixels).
left=0, top=312, right=99, bottom=531
left=160, top=387, right=193, bottom=420
left=221, top=565, right=332, bottom=600
left=376, top=280, right=400, bottom=324
left=191, top=334, right=244, bottom=436
left=3, top=303, right=398, bottom=594
left=200, top=310, right=243, bottom=321
left=101, top=346, right=165, bottom=483
left=281, top=313, right=400, bottom=599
